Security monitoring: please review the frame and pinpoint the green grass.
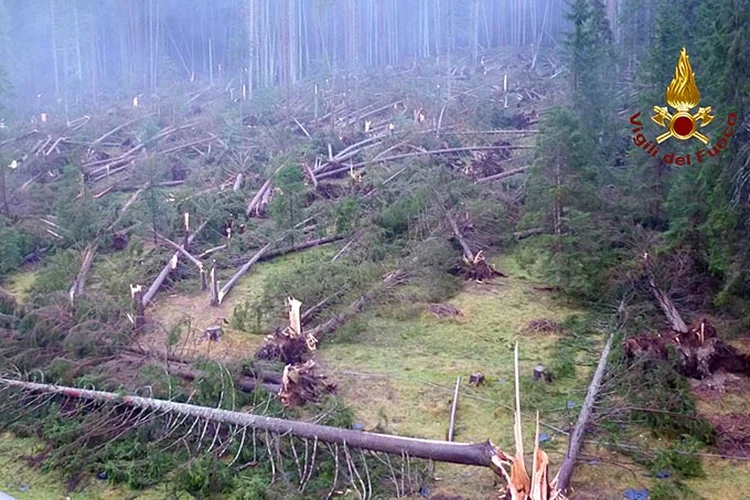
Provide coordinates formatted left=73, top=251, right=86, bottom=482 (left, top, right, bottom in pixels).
left=0, top=433, right=183, bottom=500
left=320, top=255, right=595, bottom=497
left=1, top=269, right=38, bottom=303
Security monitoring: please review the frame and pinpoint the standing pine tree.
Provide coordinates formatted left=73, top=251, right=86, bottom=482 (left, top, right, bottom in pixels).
left=564, top=0, right=616, bottom=156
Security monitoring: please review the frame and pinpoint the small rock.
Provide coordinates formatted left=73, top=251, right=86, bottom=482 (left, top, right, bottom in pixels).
left=97, top=471, right=108, bottom=480
left=618, top=423, right=628, bottom=430
left=566, top=400, right=576, bottom=409
left=18, top=485, right=29, bottom=492
left=497, top=377, right=507, bottom=384
left=538, top=432, right=550, bottom=443
left=587, top=459, right=598, bottom=465
left=654, top=470, right=670, bottom=479
left=352, top=423, right=365, bottom=431
left=623, top=487, right=649, bottom=500
left=418, top=485, right=430, bottom=497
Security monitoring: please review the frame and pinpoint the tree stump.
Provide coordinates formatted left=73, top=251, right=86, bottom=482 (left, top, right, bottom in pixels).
left=206, top=326, right=222, bottom=341
left=533, top=365, right=547, bottom=381
left=469, top=372, right=485, bottom=386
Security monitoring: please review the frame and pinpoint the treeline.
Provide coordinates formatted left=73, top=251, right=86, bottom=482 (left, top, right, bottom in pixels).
left=522, top=0, right=750, bottom=324
left=0, top=0, right=582, bottom=114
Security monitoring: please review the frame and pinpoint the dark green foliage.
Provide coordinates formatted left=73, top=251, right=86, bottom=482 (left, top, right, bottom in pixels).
left=375, top=189, right=427, bottom=241
left=53, top=165, right=105, bottom=245
left=269, top=162, right=307, bottom=234
left=648, top=437, right=704, bottom=500
left=0, top=216, right=24, bottom=275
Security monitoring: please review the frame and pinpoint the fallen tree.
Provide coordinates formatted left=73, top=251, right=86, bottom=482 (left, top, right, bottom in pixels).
left=142, top=219, right=207, bottom=307
left=623, top=253, right=750, bottom=379
left=445, top=209, right=505, bottom=281
left=0, top=342, right=567, bottom=499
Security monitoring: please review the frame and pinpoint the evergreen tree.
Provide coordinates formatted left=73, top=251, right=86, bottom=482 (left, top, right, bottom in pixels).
left=564, top=0, right=616, bottom=156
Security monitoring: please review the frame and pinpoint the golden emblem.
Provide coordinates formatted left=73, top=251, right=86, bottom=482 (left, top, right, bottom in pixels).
left=651, top=47, right=713, bottom=144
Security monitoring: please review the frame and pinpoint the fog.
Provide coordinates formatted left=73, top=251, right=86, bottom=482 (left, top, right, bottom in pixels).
left=0, top=0, right=589, bottom=114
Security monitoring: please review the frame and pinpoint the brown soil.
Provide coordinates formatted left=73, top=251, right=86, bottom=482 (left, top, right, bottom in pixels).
left=709, top=413, right=750, bottom=458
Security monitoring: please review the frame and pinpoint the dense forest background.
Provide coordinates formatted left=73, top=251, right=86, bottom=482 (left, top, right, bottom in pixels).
left=0, top=0, right=749, bottom=498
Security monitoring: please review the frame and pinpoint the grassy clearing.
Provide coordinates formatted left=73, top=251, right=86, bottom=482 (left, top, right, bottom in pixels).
left=1, top=269, right=39, bottom=303
left=143, top=246, right=333, bottom=358
left=319, top=255, right=598, bottom=496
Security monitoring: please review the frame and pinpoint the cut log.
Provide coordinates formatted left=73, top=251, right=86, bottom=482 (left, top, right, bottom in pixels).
left=142, top=220, right=207, bottom=307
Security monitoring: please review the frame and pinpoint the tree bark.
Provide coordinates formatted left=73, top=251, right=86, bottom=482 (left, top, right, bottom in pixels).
left=643, top=253, right=689, bottom=333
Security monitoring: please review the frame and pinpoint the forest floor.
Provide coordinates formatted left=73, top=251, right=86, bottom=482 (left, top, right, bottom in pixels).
left=3, top=252, right=750, bottom=499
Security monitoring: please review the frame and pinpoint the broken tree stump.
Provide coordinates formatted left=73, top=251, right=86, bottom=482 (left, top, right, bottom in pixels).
left=469, top=372, right=485, bottom=386
left=130, top=284, right=145, bottom=331
left=206, top=325, right=222, bottom=341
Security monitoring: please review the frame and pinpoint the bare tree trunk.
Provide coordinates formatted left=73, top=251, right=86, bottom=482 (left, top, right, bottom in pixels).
left=216, top=242, right=272, bottom=305
left=556, top=327, right=616, bottom=492
left=49, top=0, right=61, bottom=101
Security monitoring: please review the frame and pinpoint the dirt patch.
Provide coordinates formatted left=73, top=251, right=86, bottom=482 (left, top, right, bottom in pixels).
left=137, top=292, right=264, bottom=362
left=690, top=371, right=750, bottom=401
left=428, top=303, right=463, bottom=318
left=520, top=318, right=562, bottom=335
left=709, top=413, right=750, bottom=458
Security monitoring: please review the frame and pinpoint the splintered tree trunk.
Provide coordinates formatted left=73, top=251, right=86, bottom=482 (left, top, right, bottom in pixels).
left=130, top=284, right=145, bottom=330
left=69, top=242, right=98, bottom=302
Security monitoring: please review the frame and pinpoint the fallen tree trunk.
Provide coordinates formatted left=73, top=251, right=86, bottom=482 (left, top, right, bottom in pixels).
left=257, top=270, right=405, bottom=364
left=317, top=146, right=531, bottom=181
left=643, top=252, right=688, bottom=333
left=445, top=210, right=505, bottom=281
left=0, top=377, right=500, bottom=468
left=215, top=242, right=272, bottom=305
left=68, top=242, right=99, bottom=301
left=476, top=166, right=528, bottom=184
left=246, top=179, right=273, bottom=217
left=308, top=269, right=405, bottom=341
left=142, top=221, right=207, bottom=307
left=556, top=327, right=616, bottom=493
